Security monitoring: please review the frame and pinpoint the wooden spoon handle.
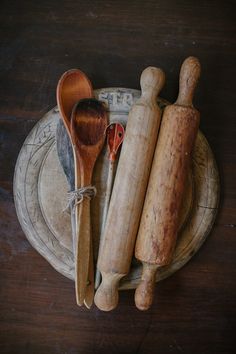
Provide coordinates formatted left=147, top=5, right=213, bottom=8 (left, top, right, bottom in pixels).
left=95, top=160, right=115, bottom=289
left=84, top=236, right=94, bottom=309
left=101, top=161, right=114, bottom=233
left=75, top=197, right=91, bottom=306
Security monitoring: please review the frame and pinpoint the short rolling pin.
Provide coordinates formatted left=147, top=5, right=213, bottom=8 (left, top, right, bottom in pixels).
left=135, top=56, right=201, bottom=310
left=94, top=66, right=165, bottom=311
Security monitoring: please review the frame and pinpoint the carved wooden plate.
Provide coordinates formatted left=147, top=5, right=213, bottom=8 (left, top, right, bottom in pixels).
left=13, top=88, right=219, bottom=290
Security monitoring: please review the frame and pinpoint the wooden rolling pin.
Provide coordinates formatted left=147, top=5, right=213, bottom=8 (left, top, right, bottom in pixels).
left=135, top=56, right=201, bottom=310
left=94, top=66, right=165, bottom=311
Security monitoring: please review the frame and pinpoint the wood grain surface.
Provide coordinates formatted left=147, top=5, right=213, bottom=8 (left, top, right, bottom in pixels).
left=0, top=1, right=235, bottom=353
left=95, top=67, right=165, bottom=311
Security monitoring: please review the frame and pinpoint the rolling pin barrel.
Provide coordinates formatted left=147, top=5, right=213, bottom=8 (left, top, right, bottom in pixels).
left=94, top=66, right=165, bottom=311
left=135, top=56, right=201, bottom=310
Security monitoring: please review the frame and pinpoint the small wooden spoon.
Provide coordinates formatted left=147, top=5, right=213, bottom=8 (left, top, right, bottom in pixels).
left=71, top=98, right=108, bottom=306
left=95, top=123, right=125, bottom=289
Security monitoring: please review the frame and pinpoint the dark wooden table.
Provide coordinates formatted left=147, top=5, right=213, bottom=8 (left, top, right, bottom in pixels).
left=0, top=1, right=235, bottom=353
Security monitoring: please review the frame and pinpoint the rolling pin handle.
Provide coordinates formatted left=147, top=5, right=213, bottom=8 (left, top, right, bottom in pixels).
left=175, top=56, right=201, bottom=107
left=135, top=263, right=158, bottom=311
left=94, top=272, right=124, bottom=311
left=140, top=67, right=165, bottom=100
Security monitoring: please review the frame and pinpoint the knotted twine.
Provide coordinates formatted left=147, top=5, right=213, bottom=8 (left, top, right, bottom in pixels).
left=64, top=185, right=97, bottom=212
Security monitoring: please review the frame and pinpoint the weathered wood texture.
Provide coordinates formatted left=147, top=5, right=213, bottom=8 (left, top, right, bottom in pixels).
left=95, top=68, right=165, bottom=311
left=135, top=57, right=201, bottom=310
left=0, top=1, right=235, bottom=353
left=13, top=91, right=218, bottom=290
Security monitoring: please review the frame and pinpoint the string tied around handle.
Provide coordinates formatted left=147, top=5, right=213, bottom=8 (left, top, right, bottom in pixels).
left=64, top=185, right=97, bottom=212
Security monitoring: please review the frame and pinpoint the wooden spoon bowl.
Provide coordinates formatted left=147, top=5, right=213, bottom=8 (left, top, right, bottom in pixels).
left=56, top=69, right=93, bottom=135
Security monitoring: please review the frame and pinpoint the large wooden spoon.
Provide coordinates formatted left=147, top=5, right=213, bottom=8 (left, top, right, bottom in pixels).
left=56, top=69, right=93, bottom=136
left=71, top=98, right=108, bottom=306
left=56, top=69, right=95, bottom=308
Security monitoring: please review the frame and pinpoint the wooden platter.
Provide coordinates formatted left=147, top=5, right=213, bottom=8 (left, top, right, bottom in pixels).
left=13, top=88, right=220, bottom=290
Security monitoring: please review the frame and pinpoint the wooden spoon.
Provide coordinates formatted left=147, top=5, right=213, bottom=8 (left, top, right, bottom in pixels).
left=56, top=69, right=93, bottom=136
left=57, top=69, right=95, bottom=308
left=71, top=98, right=108, bottom=306
left=56, top=120, right=97, bottom=309
left=95, top=122, right=125, bottom=289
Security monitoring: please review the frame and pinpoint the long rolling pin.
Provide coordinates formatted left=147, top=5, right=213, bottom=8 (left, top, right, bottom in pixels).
left=94, top=66, right=165, bottom=311
left=134, top=56, right=201, bottom=310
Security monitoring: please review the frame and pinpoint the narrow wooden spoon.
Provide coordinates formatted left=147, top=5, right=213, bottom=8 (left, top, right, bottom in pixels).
left=95, top=123, right=125, bottom=289
left=71, top=98, right=108, bottom=306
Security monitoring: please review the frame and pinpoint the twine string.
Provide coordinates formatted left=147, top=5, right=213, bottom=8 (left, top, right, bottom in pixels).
left=64, top=185, right=97, bottom=212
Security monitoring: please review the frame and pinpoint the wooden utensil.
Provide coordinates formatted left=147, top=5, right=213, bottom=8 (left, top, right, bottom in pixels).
left=135, top=56, right=201, bottom=310
left=95, top=122, right=125, bottom=289
left=94, top=67, right=165, bottom=311
left=56, top=121, right=94, bottom=308
left=56, top=69, right=93, bottom=253
left=56, top=120, right=75, bottom=245
left=56, top=69, right=93, bottom=136
left=56, top=69, right=96, bottom=308
left=71, top=98, right=108, bottom=306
